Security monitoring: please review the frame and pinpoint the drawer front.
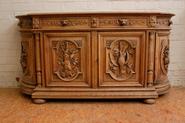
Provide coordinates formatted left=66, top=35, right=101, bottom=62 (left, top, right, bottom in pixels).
left=44, top=32, right=91, bottom=87
left=39, top=16, right=147, bottom=29
left=31, top=16, right=171, bottom=29
left=98, top=32, right=146, bottom=87
left=98, top=16, right=148, bottom=28
left=40, top=17, right=90, bottom=29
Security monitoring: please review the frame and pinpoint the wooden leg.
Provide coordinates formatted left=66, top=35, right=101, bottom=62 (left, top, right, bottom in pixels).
left=143, top=98, right=156, bottom=104
left=32, top=98, right=46, bottom=104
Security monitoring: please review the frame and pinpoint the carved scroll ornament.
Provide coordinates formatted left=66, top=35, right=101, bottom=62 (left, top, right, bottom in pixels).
left=54, top=40, right=81, bottom=81
left=106, top=40, right=136, bottom=81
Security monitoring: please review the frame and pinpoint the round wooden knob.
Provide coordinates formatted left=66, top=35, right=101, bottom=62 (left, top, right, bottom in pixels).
left=168, top=20, right=173, bottom=26
left=118, top=19, right=128, bottom=26
left=61, top=20, right=69, bottom=26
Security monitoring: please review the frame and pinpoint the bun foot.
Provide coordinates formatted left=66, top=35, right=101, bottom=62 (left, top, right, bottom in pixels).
left=143, top=99, right=156, bottom=104
left=32, top=98, right=46, bottom=104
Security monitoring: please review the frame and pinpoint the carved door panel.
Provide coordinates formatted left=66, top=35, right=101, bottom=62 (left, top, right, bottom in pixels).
left=155, top=32, right=170, bottom=84
left=21, top=33, right=36, bottom=85
left=44, top=32, right=91, bottom=87
left=98, top=32, right=145, bottom=87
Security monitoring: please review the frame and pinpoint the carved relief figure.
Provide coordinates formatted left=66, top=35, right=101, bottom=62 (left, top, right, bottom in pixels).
left=54, top=40, right=80, bottom=81
left=107, top=40, right=136, bottom=80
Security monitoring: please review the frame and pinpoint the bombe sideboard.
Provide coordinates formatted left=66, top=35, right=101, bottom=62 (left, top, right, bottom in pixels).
left=16, top=12, right=174, bottom=104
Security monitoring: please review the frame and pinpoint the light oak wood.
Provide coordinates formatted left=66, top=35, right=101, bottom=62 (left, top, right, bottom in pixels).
left=16, top=12, right=174, bottom=104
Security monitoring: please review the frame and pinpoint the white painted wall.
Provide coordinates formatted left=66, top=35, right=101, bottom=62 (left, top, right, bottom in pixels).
left=0, top=0, right=184, bottom=87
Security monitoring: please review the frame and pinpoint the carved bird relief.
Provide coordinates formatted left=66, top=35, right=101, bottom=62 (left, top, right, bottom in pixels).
left=118, top=41, right=129, bottom=75
left=108, top=40, right=136, bottom=80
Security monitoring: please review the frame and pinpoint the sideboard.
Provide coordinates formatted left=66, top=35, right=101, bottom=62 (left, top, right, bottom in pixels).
left=16, top=12, right=174, bottom=104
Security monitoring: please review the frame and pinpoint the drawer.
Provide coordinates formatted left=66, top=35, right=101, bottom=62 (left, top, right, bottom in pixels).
left=40, top=17, right=91, bottom=29
left=98, top=16, right=148, bottom=28
left=39, top=16, right=148, bottom=29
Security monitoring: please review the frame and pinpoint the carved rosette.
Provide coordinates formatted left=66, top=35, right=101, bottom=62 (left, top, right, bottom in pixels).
left=161, top=40, right=169, bottom=75
left=106, top=40, right=136, bottom=81
left=54, top=40, right=81, bottom=81
left=20, top=42, right=28, bottom=75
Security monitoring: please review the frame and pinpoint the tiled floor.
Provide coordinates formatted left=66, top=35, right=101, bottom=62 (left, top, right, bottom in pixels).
left=0, top=87, right=185, bottom=123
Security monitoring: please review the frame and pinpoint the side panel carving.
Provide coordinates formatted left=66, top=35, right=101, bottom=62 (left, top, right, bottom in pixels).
left=155, top=32, right=170, bottom=84
left=160, top=39, right=169, bottom=75
left=21, top=33, right=36, bottom=85
left=20, top=41, right=28, bottom=74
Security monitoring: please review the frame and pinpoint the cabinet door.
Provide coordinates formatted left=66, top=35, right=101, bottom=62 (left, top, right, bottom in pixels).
left=98, top=32, right=145, bottom=87
left=44, top=32, right=91, bottom=87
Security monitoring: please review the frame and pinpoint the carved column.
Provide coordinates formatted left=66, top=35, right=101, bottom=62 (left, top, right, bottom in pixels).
left=147, top=31, right=155, bottom=87
left=35, top=32, right=42, bottom=87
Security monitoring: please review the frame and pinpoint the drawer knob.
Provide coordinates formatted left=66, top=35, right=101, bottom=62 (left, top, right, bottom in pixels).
left=61, top=20, right=69, bottom=26
left=91, top=18, right=98, bottom=28
left=118, top=19, right=128, bottom=26
left=168, top=20, right=173, bottom=26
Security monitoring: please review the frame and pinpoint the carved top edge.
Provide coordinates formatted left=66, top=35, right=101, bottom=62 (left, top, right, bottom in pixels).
left=16, top=12, right=174, bottom=18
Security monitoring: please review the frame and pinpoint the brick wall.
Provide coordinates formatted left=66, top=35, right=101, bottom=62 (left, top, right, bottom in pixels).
left=0, top=0, right=184, bottom=87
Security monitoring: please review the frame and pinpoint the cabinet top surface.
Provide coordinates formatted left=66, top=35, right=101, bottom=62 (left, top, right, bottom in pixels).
left=16, top=11, right=174, bottom=18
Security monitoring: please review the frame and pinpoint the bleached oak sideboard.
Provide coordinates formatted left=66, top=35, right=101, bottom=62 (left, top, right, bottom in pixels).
left=16, top=12, right=174, bottom=104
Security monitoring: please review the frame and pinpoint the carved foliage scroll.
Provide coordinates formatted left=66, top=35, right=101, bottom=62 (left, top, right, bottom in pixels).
left=53, top=40, right=81, bottom=81
left=106, top=40, right=136, bottom=81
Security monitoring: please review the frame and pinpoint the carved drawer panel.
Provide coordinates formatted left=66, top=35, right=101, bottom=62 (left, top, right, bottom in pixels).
left=39, top=16, right=148, bottom=29
left=98, top=32, right=146, bottom=87
left=44, top=32, right=91, bottom=87
left=40, top=17, right=90, bottom=29
left=20, top=33, right=36, bottom=85
left=98, top=16, right=148, bottom=28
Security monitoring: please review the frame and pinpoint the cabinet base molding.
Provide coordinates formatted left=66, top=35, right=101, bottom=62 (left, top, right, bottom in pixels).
left=154, top=82, right=171, bottom=95
left=31, top=87, right=158, bottom=99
